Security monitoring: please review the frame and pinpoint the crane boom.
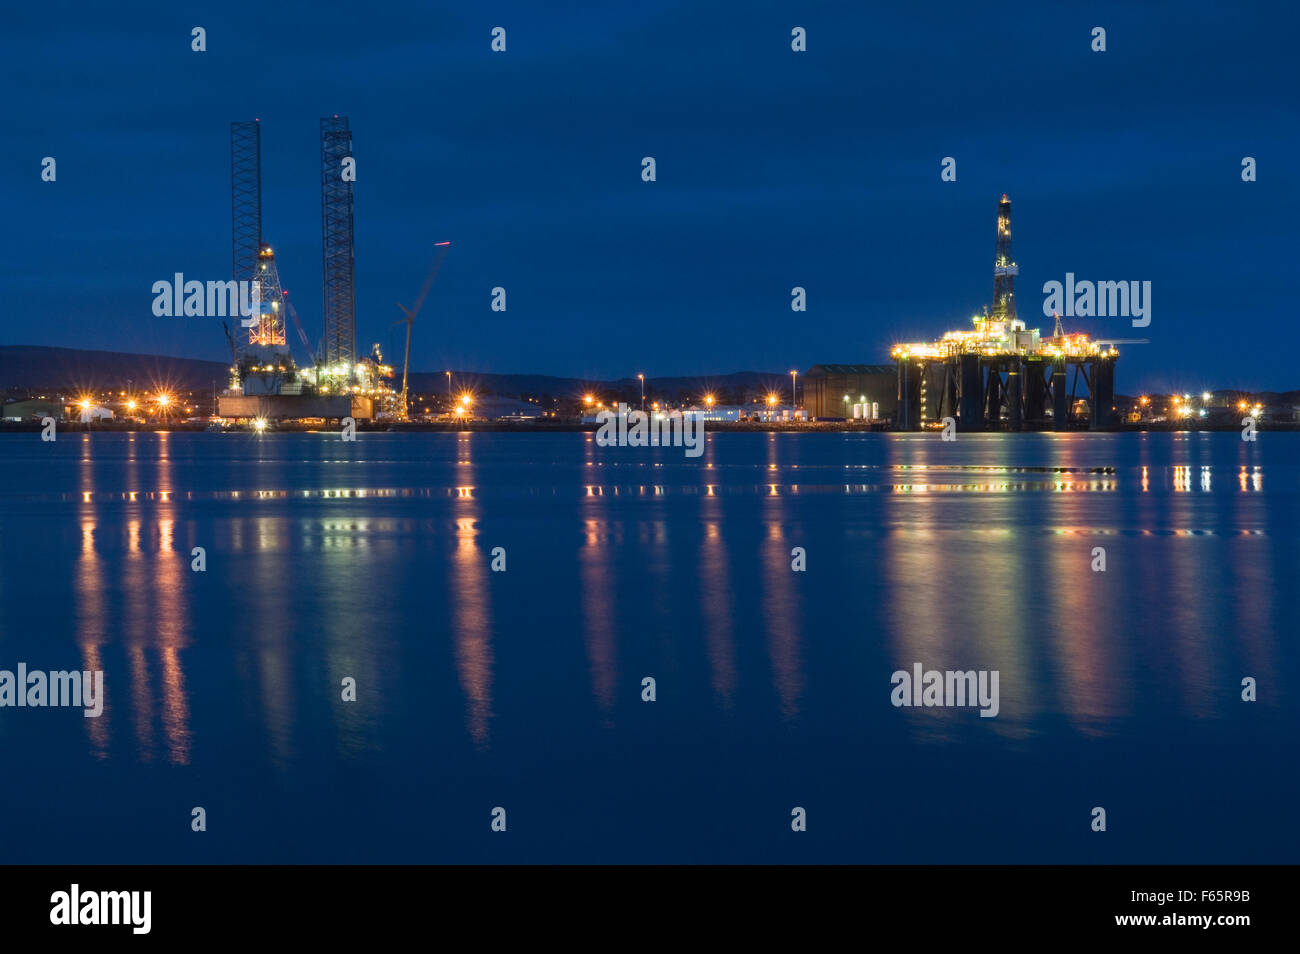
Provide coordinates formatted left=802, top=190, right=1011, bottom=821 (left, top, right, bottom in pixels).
left=221, top=320, right=238, bottom=362
left=283, top=294, right=315, bottom=357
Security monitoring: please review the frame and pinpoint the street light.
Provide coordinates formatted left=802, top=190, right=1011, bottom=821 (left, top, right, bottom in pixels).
left=790, top=370, right=798, bottom=411
left=638, top=373, right=645, bottom=411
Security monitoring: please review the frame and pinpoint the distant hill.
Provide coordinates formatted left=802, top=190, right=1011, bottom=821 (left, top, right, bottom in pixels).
left=0, top=345, right=789, bottom=401
left=0, top=346, right=229, bottom=393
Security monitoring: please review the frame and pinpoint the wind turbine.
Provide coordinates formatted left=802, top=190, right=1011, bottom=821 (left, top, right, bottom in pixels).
left=394, top=241, right=451, bottom=420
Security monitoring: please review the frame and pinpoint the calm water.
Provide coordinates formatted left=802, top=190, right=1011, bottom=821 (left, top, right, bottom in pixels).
left=0, top=430, right=1295, bottom=863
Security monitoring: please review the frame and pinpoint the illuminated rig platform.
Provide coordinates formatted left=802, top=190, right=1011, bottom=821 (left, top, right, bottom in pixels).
left=892, top=195, right=1120, bottom=431
left=216, top=119, right=400, bottom=423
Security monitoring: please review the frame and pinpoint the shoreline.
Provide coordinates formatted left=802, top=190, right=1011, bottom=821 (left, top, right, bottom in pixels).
left=0, top=421, right=1292, bottom=435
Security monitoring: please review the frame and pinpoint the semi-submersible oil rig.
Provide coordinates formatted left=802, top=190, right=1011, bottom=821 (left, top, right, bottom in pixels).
left=892, top=195, right=1120, bottom=431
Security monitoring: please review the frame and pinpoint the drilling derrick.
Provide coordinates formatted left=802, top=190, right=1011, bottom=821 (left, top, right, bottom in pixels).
left=227, top=120, right=298, bottom=401
left=248, top=244, right=288, bottom=352
left=992, top=193, right=1017, bottom=320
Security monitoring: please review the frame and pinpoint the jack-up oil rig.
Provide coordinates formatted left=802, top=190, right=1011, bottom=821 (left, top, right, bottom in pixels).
left=892, top=195, right=1120, bottom=431
left=218, top=118, right=399, bottom=422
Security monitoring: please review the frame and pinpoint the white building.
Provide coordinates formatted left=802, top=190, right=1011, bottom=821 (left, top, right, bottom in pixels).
left=684, top=404, right=806, bottom=422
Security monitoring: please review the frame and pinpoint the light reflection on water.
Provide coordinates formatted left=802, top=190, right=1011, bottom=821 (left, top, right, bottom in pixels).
left=4, top=431, right=1294, bottom=861
left=40, top=433, right=1291, bottom=760
left=51, top=465, right=1270, bottom=502
left=450, top=447, right=494, bottom=748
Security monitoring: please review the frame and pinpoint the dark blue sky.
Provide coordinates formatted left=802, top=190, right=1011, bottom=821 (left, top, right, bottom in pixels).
left=6, top=1, right=1297, bottom=389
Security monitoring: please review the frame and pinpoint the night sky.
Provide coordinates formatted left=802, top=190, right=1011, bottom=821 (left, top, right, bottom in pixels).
left=6, top=1, right=1297, bottom=389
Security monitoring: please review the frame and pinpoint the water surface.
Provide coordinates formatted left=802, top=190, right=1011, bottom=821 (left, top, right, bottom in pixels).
left=0, top=431, right=1294, bottom=863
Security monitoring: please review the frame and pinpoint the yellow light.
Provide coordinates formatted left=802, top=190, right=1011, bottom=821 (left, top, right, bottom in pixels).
left=583, top=394, right=594, bottom=405
left=253, top=417, right=267, bottom=432
left=767, top=394, right=777, bottom=406
left=705, top=394, right=715, bottom=406
left=78, top=399, right=91, bottom=410
left=157, top=393, right=171, bottom=407
left=126, top=400, right=137, bottom=411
